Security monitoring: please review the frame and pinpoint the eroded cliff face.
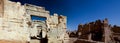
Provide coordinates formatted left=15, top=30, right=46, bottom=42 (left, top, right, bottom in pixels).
left=0, top=0, right=69, bottom=43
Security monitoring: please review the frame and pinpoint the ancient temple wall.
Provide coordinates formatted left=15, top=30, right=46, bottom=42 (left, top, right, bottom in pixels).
left=0, top=0, right=4, bottom=17
left=46, top=13, right=58, bottom=29
left=0, top=0, right=30, bottom=42
left=0, top=0, right=69, bottom=43
left=25, top=4, right=69, bottom=43
left=47, top=13, right=69, bottom=43
left=0, top=0, right=4, bottom=30
left=58, top=15, right=67, bottom=29
left=25, top=4, right=50, bottom=18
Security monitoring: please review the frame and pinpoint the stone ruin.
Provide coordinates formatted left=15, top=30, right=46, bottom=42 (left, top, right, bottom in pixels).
left=74, top=19, right=120, bottom=43
left=0, top=0, right=69, bottom=43
left=1, top=0, right=120, bottom=43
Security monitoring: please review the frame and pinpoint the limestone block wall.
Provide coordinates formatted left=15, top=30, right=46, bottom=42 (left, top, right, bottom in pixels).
left=0, top=0, right=30, bottom=42
left=25, top=4, right=69, bottom=42
left=0, top=0, right=69, bottom=43
left=25, top=4, right=50, bottom=18
left=47, top=13, right=69, bottom=43
left=0, top=0, right=4, bottom=17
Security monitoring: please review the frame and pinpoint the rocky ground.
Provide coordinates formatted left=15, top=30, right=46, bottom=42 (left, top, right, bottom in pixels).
left=69, top=38, right=104, bottom=43
left=69, top=38, right=77, bottom=43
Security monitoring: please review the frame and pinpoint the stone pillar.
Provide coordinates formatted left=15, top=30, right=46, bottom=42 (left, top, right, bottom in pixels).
left=88, top=24, right=92, bottom=41
left=88, top=34, right=92, bottom=41
left=103, top=19, right=112, bottom=43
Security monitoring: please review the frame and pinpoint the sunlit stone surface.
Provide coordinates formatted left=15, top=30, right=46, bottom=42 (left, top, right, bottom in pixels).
left=0, top=0, right=69, bottom=43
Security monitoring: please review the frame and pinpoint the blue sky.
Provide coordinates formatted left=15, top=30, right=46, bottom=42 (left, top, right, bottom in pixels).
left=11, top=0, right=120, bottom=31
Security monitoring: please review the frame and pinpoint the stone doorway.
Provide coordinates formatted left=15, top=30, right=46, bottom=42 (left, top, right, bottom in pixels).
left=30, top=15, right=48, bottom=43
left=91, top=29, right=103, bottom=41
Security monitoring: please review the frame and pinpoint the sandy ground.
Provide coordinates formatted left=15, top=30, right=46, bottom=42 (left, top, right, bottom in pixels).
left=69, top=38, right=78, bottom=43
left=0, top=40, right=28, bottom=43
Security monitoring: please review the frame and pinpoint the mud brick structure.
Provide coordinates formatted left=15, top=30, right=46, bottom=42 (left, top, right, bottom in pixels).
left=76, top=19, right=120, bottom=43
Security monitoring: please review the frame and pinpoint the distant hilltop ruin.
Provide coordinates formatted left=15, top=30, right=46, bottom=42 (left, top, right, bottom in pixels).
left=69, top=19, right=120, bottom=43
left=0, top=0, right=69, bottom=43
